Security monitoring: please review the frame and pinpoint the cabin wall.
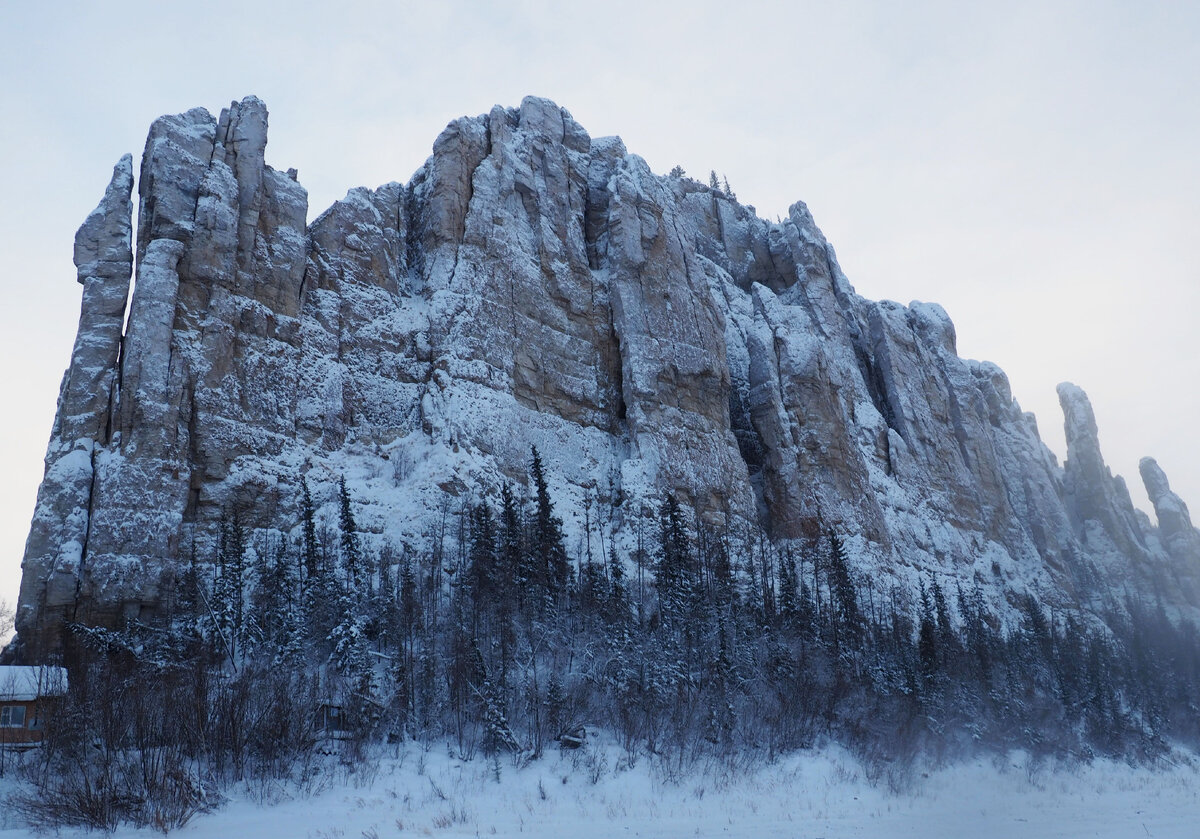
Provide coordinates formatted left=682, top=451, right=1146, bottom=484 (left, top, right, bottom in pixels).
left=0, top=699, right=47, bottom=744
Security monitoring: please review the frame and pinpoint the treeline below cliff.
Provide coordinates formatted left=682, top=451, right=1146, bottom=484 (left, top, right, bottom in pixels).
left=9, top=448, right=1200, bottom=831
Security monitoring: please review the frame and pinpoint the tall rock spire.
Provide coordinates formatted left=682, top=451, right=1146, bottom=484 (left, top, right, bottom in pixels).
left=61, top=155, right=135, bottom=445
left=1057, top=381, right=1148, bottom=566
left=1140, top=457, right=1200, bottom=565
left=15, top=156, right=134, bottom=655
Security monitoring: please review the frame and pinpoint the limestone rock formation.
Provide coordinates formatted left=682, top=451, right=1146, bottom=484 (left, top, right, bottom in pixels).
left=1141, top=458, right=1199, bottom=554
left=1139, top=456, right=1200, bottom=599
left=11, top=96, right=1200, bottom=659
left=16, top=156, right=135, bottom=639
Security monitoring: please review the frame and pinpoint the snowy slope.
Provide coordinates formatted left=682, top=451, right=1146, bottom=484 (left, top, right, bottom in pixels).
left=3, top=741, right=1197, bottom=838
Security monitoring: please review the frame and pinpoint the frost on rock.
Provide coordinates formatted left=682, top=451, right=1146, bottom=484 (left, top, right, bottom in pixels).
left=11, top=96, right=1200, bottom=658
left=1139, top=457, right=1200, bottom=599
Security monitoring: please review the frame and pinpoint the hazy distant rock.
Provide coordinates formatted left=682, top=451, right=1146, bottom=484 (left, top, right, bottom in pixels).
left=1057, top=382, right=1150, bottom=566
left=1140, top=457, right=1200, bottom=572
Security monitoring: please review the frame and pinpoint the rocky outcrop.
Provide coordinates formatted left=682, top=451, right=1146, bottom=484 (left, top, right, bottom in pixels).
left=17, top=98, right=308, bottom=656
left=62, top=155, right=135, bottom=446
left=16, top=156, right=134, bottom=647
left=1141, top=458, right=1199, bottom=555
left=1139, top=457, right=1200, bottom=599
left=1057, top=382, right=1153, bottom=584
left=12, top=96, right=1200, bottom=659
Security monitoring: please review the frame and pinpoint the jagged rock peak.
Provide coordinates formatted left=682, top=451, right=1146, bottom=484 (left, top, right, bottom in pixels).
left=73, top=155, right=134, bottom=282
left=1057, top=382, right=1100, bottom=456
left=59, top=154, right=135, bottom=446
left=1140, top=457, right=1200, bottom=561
left=1056, top=381, right=1150, bottom=565
left=1141, top=456, right=1178, bottom=505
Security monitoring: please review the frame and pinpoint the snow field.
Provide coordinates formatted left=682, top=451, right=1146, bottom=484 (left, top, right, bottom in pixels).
left=4, top=738, right=1197, bottom=838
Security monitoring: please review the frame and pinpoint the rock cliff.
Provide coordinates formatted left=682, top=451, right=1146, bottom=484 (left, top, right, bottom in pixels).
left=12, top=96, right=1199, bottom=659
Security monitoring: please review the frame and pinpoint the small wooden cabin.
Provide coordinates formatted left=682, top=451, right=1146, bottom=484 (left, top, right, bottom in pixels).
left=318, top=701, right=351, bottom=738
left=0, top=666, right=67, bottom=746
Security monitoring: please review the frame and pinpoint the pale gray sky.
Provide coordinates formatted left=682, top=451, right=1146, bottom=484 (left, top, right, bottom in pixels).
left=1, top=0, right=1197, bottom=610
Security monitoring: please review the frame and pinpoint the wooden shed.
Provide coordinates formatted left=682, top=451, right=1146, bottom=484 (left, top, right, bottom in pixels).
left=0, top=666, right=68, bottom=746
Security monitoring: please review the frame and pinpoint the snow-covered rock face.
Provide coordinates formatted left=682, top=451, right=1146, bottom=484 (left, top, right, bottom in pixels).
left=12, top=96, right=1200, bottom=659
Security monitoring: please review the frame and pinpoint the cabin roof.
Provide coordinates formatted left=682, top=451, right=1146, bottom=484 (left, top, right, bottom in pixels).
left=0, top=666, right=68, bottom=702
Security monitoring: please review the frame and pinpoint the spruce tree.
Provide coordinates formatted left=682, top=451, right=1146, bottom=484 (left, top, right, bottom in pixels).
left=827, top=531, right=860, bottom=637
left=467, top=501, right=498, bottom=614
left=173, top=547, right=204, bottom=646
left=529, top=447, right=569, bottom=601
left=957, top=580, right=993, bottom=681
left=655, top=493, right=693, bottom=630
left=253, top=534, right=302, bottom=665
left=918, top=579, right=938, bottom=681
left=778, top=549, right=798, bottom=624
left=330, top=588, right=372, bottom=690
left=301, top=476, right=320, bottom=582
left=929, top=575, right=957, bottom=655
left=607, top=544, right=629, bottom=626
left=499, top=483, right=524, bottom=612
left=208, top=510, right=247, bottom=667
left=338, top=475, right=361, bottom=586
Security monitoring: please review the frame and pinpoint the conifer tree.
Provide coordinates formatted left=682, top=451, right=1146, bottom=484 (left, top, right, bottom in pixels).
left=253, top=535, right=303, bottom=665
left=827, top=531, right=860, bottom=639
left=778, top=549, right=798, bottom=624
left=229, top=511, right=260, bottom=657
left=607, top=544, right=629, bottom=625
left=479, top=677, right=520, bottom=754
left=173, top=547, right=204, bottom=646
left=929, top=575, right=956, bottom=654
left=655, top=493, right=694, bottom=630
left=330, top=589, right=371, bottom=685
left=957, top=580, right=993, bottom=680
left=498, top=484, right=521, bottom=575
left=301, top=476, right=320, bottom=583
left=227, top=512, right=246, bottom=653
left=339, top=476, right=361, bottom=586
left=529, top=447, right=569, bottom=601
left=545, top=673, right=565, bottom=740
left=704, top=524, right=736, bottom=616
left=499, top=483, right=524, bottom=615
left=918, top=579, right=938, bottom=681
left=206, top=510, right=249, bottom=667
left=467, top=501, right=498, bottom=617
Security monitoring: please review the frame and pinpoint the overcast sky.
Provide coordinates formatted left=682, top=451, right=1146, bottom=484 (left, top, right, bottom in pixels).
left=1, top=0, right=1197, bottom=613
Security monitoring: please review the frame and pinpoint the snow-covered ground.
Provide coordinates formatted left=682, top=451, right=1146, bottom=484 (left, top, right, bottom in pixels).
left=2, top=738, right=1197, bottom=838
